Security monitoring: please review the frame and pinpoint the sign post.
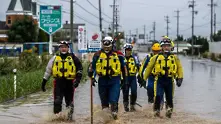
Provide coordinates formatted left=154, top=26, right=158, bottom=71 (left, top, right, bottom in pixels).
left=88, top=32, right=102, bottom=52
left=78, top=26, right=87, bottom=53
left=39, top=5, right=62, bottom=54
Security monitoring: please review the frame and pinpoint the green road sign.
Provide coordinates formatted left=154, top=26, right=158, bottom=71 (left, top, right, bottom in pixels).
left=39, top=5, right=62, bottom=35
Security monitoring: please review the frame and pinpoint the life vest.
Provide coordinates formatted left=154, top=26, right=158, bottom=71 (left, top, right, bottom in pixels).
left=148, top=53, right=157, bottom=75
left=52, top=55, right=76, bottom=79
left=96, top=52, right=121, bottom=77
left=153, top=53, right=177, bottom=77
left=139, top=53, right=154, bottom=77
left=126, top=56, right=137, bottom=76
left=148, top=53, right=154, bottom=58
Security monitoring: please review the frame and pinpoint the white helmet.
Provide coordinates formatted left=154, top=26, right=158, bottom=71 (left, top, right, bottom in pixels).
left=102, top=36, right=113, bottom=47
left=123, top=43, right=133, bottom=49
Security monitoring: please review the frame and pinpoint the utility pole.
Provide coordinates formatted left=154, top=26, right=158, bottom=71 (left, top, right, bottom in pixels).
left=153, top=21, right=156, bottom=41
left=136, top=28, right=138, bottom=42
left=129, top=30, right=131, bottom=43
left=213, top=4, right=217, bottom=35
left=111, top=0, right=116, bottom=38
left=98, top=0, right=102, bottom=33
left=208, top=0, right=214, bottom=42
left=115, top=5, right=119, bottom=35
left=70, top=0, right=75, bottom=52
left=149, top=31, right=152, bottom=41
left=144, top=25, right=146, bottom=44
left=164, top=15, right=170, bottom=37
left=175, top=9, right=180, bottom=54
left=189, top=0, right=198, bottom=56
left=214, top=13, right=216, bottom=34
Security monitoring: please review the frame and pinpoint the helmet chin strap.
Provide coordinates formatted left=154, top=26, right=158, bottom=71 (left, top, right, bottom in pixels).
left=104, top=50, right=110, bottom=53
left=61, top=51, right=67, bottom=54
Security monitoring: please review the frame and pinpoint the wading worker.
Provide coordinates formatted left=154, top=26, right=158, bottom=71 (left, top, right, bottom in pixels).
left=41, top=41, right=83, bottom=121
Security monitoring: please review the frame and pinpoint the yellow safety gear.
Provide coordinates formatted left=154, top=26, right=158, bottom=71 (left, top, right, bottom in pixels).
left=171, top=41, right=175, bottom=51
left=152, top=43, right=161, bottom=51
left=139, top=53, right=154, bottom=78
left=126, top=57, right=137, bottom=76
left=143, top=53, right=183, bottom=81
left=162, top=35, right=169, bottom=39
left=52, top=55, right=76, bottom=79
left=96, top=52, right=121, bottom=76
left=171, top=41, right=174, bottom=47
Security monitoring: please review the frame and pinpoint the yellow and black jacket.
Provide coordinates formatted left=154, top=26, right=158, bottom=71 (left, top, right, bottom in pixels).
left=43, top=53, right=83, bottom=80
left=143, top=52, right=183, bottom=81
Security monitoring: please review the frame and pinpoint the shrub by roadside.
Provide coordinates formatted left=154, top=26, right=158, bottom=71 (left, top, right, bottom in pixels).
left=0, top=50, right=89, bottom=103
left=202, top=52, right=221, bottom=62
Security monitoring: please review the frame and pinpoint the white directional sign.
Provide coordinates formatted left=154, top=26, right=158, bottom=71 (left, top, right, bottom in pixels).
left=78, top=26, right=87, bottom=53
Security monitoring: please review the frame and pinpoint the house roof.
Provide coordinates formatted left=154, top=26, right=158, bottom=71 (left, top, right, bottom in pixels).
left=63, top=23, right=86, bottom=29
left=7, top=0, right=32, bottom=12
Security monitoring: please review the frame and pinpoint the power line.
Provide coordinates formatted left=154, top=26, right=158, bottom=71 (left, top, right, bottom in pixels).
left=60, top=0, right=111, bottom=24
left=63, top=10, right=99, bottom=27
left=75, top=1, right=111, bottom=24
left=75, top=2, right=99, bottom=19
left=86, top=0, right=112, bottom=20
left=195, top=22, right=210, bottom=27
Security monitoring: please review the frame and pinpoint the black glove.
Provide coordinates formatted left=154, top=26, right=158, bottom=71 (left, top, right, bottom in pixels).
left=137, top=75, right=143, bottom=87
left=88, top=71, right=93, bottom=78
left=41, top=78, right=47, bottom=92
left=176, top=78, right=183, bottom=87
left=137, top=75, right=146, bottom=88
left=88, top=63, right=93, bottom=78
left=120, top=80, right=124, bottom=89
left=141, top=80, right=147, bottom=89
left=73, top=79, right=80, bottom=88
left=91, top=78, right=97, bottom=87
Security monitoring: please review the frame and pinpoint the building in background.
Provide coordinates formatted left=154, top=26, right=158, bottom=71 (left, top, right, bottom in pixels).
left=0, top=0, right=37, bottom=42
left=53, top=21, right=86, bottom=43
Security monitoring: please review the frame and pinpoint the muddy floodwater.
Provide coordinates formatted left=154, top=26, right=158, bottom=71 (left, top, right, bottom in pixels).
left=0, top=54, right=221, bottom=124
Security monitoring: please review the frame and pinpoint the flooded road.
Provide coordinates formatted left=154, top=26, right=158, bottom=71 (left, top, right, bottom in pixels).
left=0, top=53, right=221, bottom=124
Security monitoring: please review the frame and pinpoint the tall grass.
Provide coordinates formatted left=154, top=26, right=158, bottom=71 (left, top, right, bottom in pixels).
left=0, top=69, right=53, bottom=102
left=0, top=50, right=89, bottom=103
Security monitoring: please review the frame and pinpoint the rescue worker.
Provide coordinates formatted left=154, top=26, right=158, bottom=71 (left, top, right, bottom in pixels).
left=41, top=41, right=83, bottom=121
left=138, top=42, right=161, bottom=104
left=143, top=38, right=183, bottom=118
left=160, top=36, right=175, bottom=109
left=88, top=36, right=128, bottom=119
left=122, top=43, right=140, bottom=112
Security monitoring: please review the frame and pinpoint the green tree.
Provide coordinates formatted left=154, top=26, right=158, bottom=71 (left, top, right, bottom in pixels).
left=213, top=30, right=221, bottom=42
left=174, top=35, right=184, bottom=41
left=106, top=32, right=125, bottom=50
left=186, top=35, right=209, bottom=55
left=7, top=16, right=38, bottom=42
left=38, top=29, right=49, bottom=42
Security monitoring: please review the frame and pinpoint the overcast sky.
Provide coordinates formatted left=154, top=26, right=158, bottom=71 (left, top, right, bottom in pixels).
left=0, top=0, right=220, bottom=42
